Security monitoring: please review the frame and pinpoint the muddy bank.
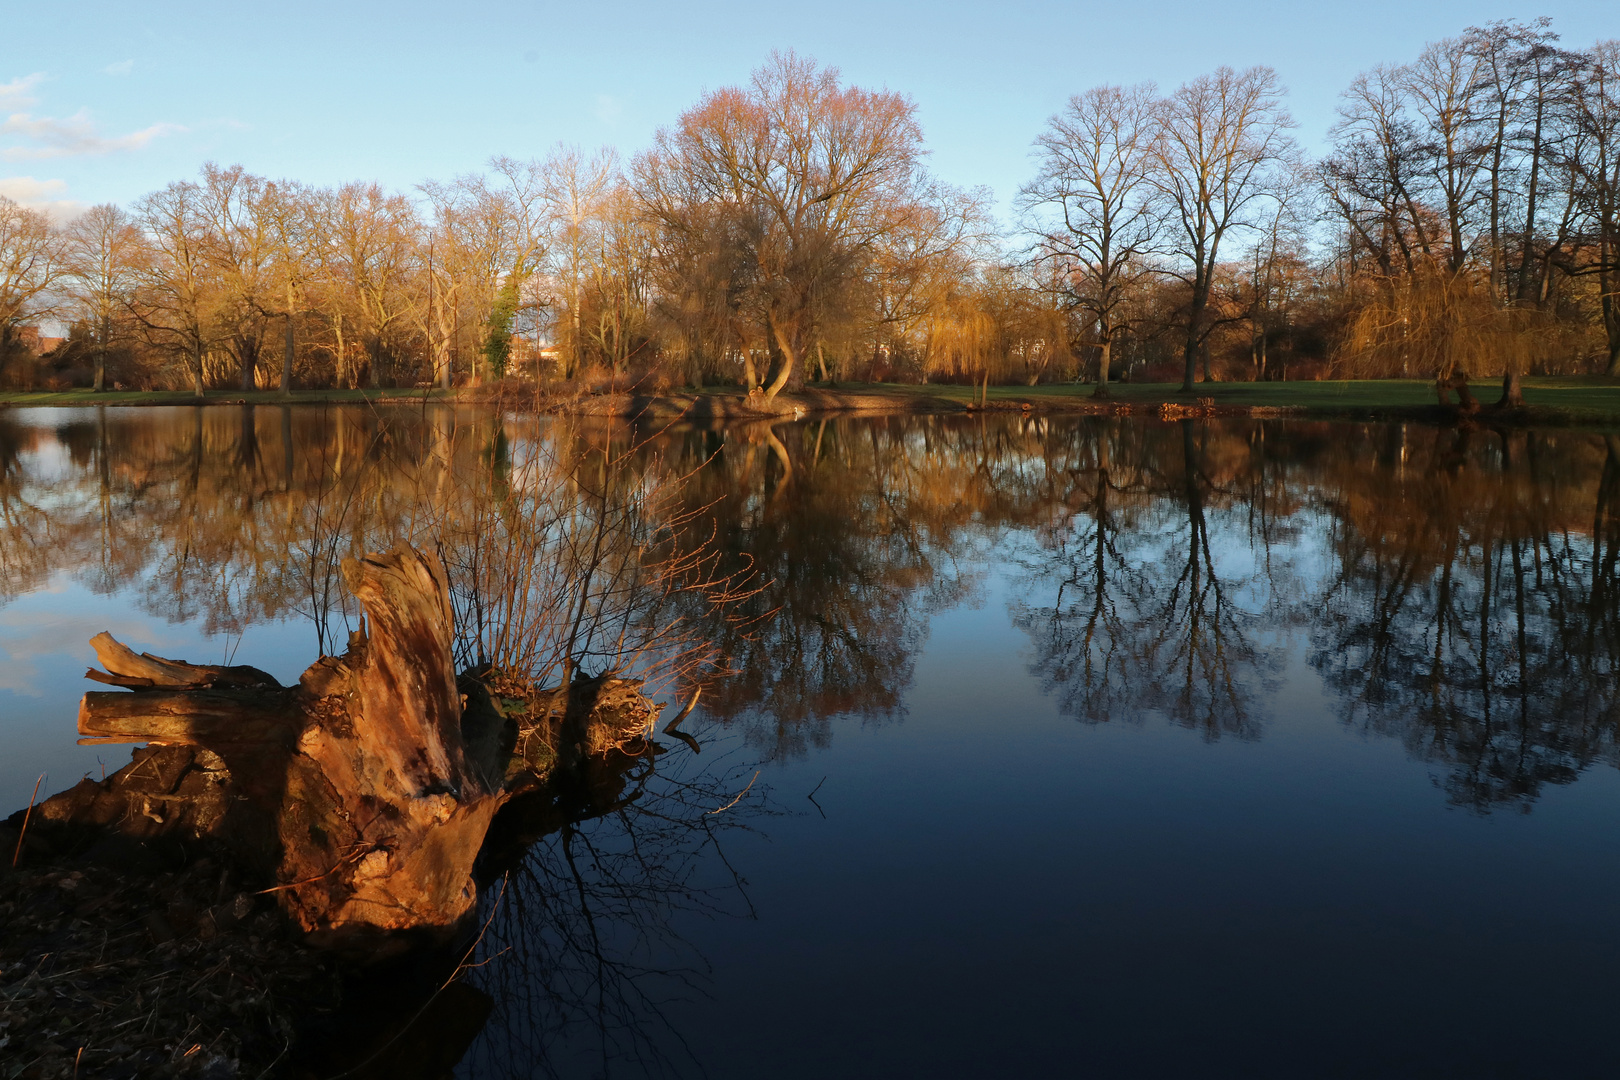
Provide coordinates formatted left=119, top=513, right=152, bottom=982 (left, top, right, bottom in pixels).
left=0, top=843, right=337, bottom=1079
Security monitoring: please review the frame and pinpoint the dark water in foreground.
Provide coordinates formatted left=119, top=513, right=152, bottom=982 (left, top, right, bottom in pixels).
left=3, top=405, right=1620, bottom=1077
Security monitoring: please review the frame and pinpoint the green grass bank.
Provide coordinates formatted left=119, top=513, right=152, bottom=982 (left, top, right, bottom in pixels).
left=6, top=377, right=1620, bottom=425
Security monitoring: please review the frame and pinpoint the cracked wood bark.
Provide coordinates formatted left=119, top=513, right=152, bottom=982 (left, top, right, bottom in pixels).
left=73, top=545, right=504, bottom=950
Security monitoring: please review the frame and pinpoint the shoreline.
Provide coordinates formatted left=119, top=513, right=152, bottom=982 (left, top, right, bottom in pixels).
left=4, top=380, right=1620, bottom=427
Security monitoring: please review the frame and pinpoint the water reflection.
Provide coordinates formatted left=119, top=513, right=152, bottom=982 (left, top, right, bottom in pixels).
left=10, top=405, right=1620, bottom=1073
left=1310, top=427, right=1620, bottom=810
left=464, top=737, right=767, bottom=1079
left=646, top=418, right=992, bottom=758
left=5, top=406, right=1620, bottom=814
left=1007, top=420, right=1290, bottom=740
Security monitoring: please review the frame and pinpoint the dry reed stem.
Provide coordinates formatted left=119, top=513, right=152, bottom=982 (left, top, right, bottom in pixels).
left=11, top=772, right=43, bottom=868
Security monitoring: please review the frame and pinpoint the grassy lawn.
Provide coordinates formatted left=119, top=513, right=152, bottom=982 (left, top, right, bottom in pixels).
left=817, top=377, right=1620, bottom=418
left=8, top=377, right=1620, bottom=421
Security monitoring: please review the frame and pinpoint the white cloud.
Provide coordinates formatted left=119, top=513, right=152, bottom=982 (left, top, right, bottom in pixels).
left=1, top=109, right=184, bottom=160
left=103, top=60, right=135, bottom=77
left=0, top=73, right=44, bottom=109
left=0, top=175, right=85, bottom=220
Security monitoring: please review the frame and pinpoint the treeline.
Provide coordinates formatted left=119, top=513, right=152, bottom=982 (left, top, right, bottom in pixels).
left=0, top=23, right=1617, bottom=395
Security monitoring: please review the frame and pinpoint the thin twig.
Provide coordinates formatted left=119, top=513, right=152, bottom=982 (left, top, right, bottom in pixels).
left=708, top=770, right=759, bottom=815
left=252, top=845, right=371, bottom=895
left=12, top=773, right=44, bottom=868
left=807, top=775, right=827, bottom=819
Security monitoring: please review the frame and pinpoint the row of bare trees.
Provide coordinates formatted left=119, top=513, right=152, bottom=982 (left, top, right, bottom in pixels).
left=2, top=27, right=1618, bottom=393
left=1321, top=23, right=1620, bottom=389
left=1021, top=68, right=1302, bottom=394
left=1025, top=22, right=1620, bottom=393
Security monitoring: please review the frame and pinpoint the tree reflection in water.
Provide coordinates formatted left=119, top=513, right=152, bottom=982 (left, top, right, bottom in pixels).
left=5, top=406, right=1620, bottom=806
left=1006, top=418, right=1620, bottom=808
left=1008, top=417, right=1288, bottom=740
left=463, top=731, right=771, bottom=1079
left=642, top=417, right=995, bottom=759
left=1311, top=426, right=1620, bottom=810
left=10, top=406, right=1620, bottom=1069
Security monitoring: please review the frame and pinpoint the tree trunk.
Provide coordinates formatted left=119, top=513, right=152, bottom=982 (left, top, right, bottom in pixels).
left=334, top=315, right=347, bottom=390
left=1093, top=337, right=1111, bottom=399
left=1498, top=370, right=1526, bottom=410
left=94, top=315, right=108, bottom=392
left=282, top=308, right=295, bottom=395
left=763, top=312, right=804, bottom=400
left=1181, top=277, right=1208, bottom=392
left=436, top=288, right=453, bottom=391
left=192, top=339, right=205, bottom=398
left=1437, top=372, right=1480, bottom=414
left=1605, top=289, right=1620, bottom=377
left=763, top=339, right=796, bottom=399
left=44, top=544, right=659, bottom=954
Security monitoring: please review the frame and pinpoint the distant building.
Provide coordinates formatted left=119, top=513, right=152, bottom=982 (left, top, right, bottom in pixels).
left=13, top=326, right=65, bottom=354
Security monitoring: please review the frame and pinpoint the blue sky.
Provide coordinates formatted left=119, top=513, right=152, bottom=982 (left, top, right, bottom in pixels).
left=3, top=0, right=1614, bottom=221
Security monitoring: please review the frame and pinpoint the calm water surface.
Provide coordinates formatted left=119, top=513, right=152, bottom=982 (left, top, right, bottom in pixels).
left=3, top=405, right=1619, bottom=1078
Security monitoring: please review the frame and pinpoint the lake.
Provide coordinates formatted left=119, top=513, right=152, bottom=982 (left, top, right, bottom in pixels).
left=3, top=405, right=1619, bottom=1078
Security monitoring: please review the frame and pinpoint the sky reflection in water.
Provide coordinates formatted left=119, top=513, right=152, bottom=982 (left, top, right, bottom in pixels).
left=2, top=405, right=1618, bottom=1077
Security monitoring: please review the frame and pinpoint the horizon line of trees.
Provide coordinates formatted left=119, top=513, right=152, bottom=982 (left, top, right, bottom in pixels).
left=1, top=20, right=1617, bottom=397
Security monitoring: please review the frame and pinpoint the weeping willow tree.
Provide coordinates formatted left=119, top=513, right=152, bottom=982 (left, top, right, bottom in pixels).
left=1335, top=265, right=1574, bottom=405
left=917, top=266, right=1073, bottom=402
left=921, top=299, right=998, bottom=405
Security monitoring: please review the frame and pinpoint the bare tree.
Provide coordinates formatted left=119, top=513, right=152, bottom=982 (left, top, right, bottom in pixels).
left=198, top=163, right=276, bottom=390
left=1022, top=83, right=1161, bottom=397
left=132, top=181, right=215, bottom=397
left=0, top=197, right=63, bottom=382
left=867, top=179, right=995, bottom=382
left=635, top=51, right=926, bottom=399
left=541, top=146, right=618, bottom=379
left=1465, top=19, right=1567, bottom=303
left=1404, top=35, right=1490, bottom=274
left=258, top=179, right=316, bottom=393
left=1322, top=64, right=1443, bottom=280
left=1242, top=170, right=1313, bottom=381
left=1151, top=66, right=1299, bottom=391
left=423, top=159, right=552, bottom=385
left=1562, top=40, right=1620, bottom=374
left=319, top=183, right=420, bottom=388
left=61, top=204, right=142, bottom=391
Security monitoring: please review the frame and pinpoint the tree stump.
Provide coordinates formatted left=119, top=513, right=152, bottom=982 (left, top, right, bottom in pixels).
left=70, top=546, right=506, bottom=951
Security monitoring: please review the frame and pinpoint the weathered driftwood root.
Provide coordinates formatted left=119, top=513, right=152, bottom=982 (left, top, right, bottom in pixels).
left=36, top=543, right=664, bottom=955
left=60, top=546, right=502, bottom=951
